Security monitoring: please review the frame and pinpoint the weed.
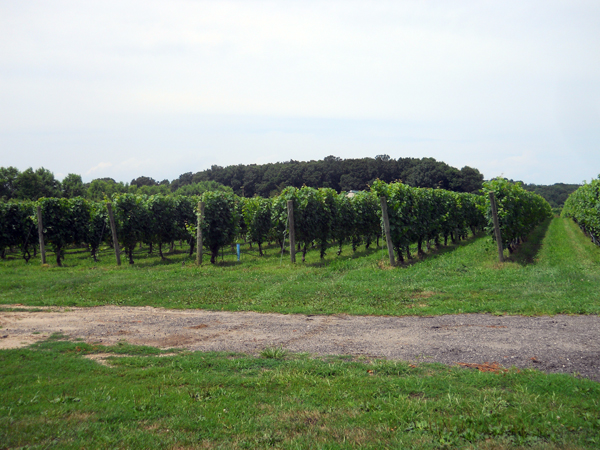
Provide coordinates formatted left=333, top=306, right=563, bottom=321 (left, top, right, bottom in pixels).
left=260, top=346, right=288, bottom=359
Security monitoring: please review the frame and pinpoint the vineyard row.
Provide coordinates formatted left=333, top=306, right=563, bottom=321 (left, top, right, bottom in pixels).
left=0, top=179, right=552, bottom=266
left=562, top=176, right=600, bottom=246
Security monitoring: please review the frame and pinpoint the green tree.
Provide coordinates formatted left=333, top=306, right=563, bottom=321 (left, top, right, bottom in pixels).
left=61, top=174, right=85, bottom=198
left=15, top=167, right=61, bottom=200
left=87, top=179, right=128, bottom=201
left=173, top=181, right=233, bottom=196
left=458, top=166, right=484, bottom=193
left=130, top=176, right=157, bottom=187
left=0, top=166, right=20, bottom=200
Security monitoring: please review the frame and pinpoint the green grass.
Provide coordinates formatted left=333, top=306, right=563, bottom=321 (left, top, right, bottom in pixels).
left=1, top=337, right=599, bottom=449
left=1, top=218, right=599, bottom=316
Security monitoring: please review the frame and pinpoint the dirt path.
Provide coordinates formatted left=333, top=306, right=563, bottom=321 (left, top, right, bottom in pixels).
left=1, top=305, right=598, bottom=382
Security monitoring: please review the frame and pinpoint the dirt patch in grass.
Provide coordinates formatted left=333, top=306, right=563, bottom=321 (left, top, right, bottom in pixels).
left=1, top=304, right=599, bottom=382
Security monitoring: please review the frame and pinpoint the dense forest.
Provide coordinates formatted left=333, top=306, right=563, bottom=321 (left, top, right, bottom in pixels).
left=166, top=155, right=484, bottom=197
left=522, top=183, right=582, bottom=210
left=0, top=155, right=580, bottom=208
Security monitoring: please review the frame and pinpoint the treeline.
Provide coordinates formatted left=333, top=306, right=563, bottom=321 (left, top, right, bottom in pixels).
left=169, top=155, right=485, bottom=197
left=522, top=183, right=581, bottom=210
left=0, top=156, right=487, bottom=202
left=1, top=180, right=552, bottom=266
left=1, top=159, right=580, bottom=210
left=562, top=176, right=600, bottom=247
left=0, top=166, right=232, bottom=202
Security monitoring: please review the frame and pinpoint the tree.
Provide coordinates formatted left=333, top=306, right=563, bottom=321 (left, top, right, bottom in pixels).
left=458, top=166, right=484, bottom=193
left=131, top=176, right=158, bottom=187
left=87, top=179, right=128, bottom=201
left=0, top=166, right=20, bottom=200
left=15, top=167, right=61, bottom=200
left=404, top=159, right=454, bottom=190
left=173, top=181, right=233, bottom=196
left=61, top=174, right=85, bottom=198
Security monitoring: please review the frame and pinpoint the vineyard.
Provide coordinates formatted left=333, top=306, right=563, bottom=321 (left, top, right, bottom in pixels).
left=562, top=175, right=600, bottom=247
left=0, top=180, right=552, bottom=266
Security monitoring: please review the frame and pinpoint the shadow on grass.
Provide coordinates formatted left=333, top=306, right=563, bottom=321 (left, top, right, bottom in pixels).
left=298, top=245, right=383, bottom=267
left=395, top=232, right=486, bottom=268
left=298, top=233, right=484, bottom=268
left=508, top=218, right=552, bottom=266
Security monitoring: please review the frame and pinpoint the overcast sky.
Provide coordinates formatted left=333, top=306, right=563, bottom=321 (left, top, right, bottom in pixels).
left=1, top=0, right=598, bottom=185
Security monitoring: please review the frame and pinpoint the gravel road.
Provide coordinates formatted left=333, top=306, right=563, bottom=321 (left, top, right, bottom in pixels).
left=1, top=305, right=598, bottom=382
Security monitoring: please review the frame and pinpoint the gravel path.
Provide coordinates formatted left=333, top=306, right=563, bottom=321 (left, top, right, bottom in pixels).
left=1, top=305, right=598, bottom=382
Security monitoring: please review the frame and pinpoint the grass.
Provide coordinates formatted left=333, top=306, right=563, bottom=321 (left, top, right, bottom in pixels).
left=1, top=218, right=598, bottom=316
left=1, top=219, right=599, bottom=448
left=1, top=336, right=599, bottom=449
left=260, top=346, right=289, bottom=359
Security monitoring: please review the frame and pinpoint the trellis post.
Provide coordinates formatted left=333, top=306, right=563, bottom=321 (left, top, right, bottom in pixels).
left=488, top=192, right=504, bottom=262
left=287, top=200, right=296, bottom=263
left=379, top=196, right=395, bottom=266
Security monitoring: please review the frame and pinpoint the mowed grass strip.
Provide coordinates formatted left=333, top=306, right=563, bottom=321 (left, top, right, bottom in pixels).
left=1, top=337, right=599, bottom=449
left=0, top=218, right=598, bottom=316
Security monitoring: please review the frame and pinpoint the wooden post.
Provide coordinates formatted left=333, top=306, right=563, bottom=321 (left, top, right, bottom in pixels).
left=106, top=202, right=121, bottom=266
left=287, top=200, right=296, bottom=263
left=488, top=192, right=504, bottom=262
left=379, top=196, right=396, bottom=266
left=36, top=206, right=46, bottom=265
left=196, top=202, right=205, bottom=265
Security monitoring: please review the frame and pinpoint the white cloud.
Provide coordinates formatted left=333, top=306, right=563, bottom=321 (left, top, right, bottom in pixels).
left=86, top=162, right=113, bottom=175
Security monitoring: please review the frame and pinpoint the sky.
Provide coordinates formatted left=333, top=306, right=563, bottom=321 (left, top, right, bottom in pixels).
left=0, top=0, right=599, bottom=185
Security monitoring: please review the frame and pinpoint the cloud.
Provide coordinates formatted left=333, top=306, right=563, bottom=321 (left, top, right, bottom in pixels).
left=86, top=162, right=113, bottom=175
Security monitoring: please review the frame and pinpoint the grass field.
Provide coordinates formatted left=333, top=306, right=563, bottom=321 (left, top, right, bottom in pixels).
left=1, top=336, right=599, bottom=449
left=2, top=217, right=599, bottom=448
left=1, top=218, right=599, bottom=316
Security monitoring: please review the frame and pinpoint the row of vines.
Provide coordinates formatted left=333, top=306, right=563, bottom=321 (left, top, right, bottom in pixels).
left=0, top=179, right=552, bottom=266
left=481, top=178, right=553, bottom=253
left=562, top=176, right=600, bottom=246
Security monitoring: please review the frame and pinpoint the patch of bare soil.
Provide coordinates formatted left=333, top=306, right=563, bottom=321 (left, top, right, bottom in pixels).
left=1, top=305, right=598, bottom=382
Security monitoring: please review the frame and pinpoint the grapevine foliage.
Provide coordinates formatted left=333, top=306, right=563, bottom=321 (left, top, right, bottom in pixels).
left=1, top=179, right=550, bottom=266
left=38, top=197, right=91, bottom=266
left=0, top=201, right=37, bottom=261
left=242, top=196, right=272, bottom=256
left=562, top=176, right=600, bottom=246
left=112, top=193, right=148, bottom=264
left=145, top=195, right=177, bottom=259
left=482, top=178, right=552, bottom=253
left=200, top=191, right=239, bottom=264
left=87, top=202, right=108, bottom=262
left=371, top=180, right=486, bottom=262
